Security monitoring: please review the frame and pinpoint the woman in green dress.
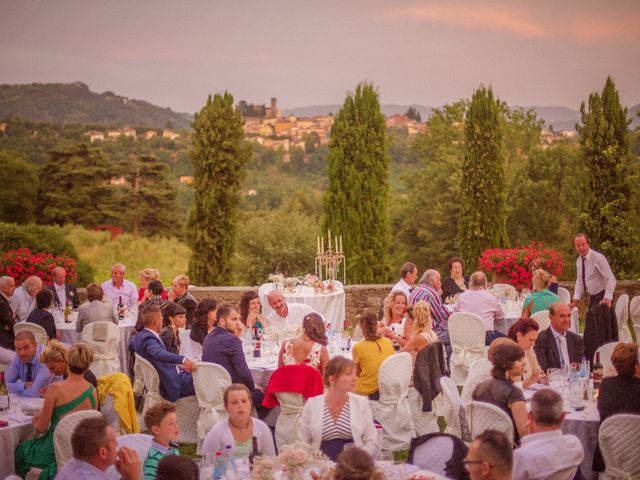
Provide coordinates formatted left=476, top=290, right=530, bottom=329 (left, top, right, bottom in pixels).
left=15, top=342, right=98, bottom=480
left=521, top=269, right=560, bottom=318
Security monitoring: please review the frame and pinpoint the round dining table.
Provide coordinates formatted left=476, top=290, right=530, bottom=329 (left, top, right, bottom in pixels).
left=0, top=397, right=43, bottom=478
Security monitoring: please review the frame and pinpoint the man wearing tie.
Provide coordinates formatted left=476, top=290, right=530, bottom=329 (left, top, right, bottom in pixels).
left=6, top=330, right=52, bottom=397
left=48, top=266, right=79, bottom=309
left=570, top=233, right=616, bottom=310
left=534, top=302, right=584, bottom=371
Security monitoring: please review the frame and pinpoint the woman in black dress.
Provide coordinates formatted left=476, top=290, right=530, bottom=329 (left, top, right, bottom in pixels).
left=441, top=257, right=469, bottom=304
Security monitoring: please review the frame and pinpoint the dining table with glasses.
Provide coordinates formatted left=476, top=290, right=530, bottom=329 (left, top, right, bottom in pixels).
left=0, top=396, right=42, bottom=478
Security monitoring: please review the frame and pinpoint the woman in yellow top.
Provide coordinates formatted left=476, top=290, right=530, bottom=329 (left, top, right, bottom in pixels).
left=352, top=311, right=395, bottom=400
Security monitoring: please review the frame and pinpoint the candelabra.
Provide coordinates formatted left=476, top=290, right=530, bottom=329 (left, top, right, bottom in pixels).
left=315, top=230, right=346, bottom=284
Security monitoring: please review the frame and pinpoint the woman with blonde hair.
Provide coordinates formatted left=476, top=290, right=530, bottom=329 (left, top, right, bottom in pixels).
left=39, top=340, right=98, bottom=389
left=138, top=267, right=166, bottom=302
left=521, top=269, right=560, bottom=318
left=400, top=300, right=438, bottom=357
left=380, top=291, right=409, bottom=348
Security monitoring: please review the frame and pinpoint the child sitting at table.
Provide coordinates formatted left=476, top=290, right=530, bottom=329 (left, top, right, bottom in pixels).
left=143, top=401, right=181, bottom=480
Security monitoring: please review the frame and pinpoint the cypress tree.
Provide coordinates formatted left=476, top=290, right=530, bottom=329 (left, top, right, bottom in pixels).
left=323, top=83, right=391, bottom=283
left=457, top=86, right=507, bottom=270
left=577, top=76, right=637, bottom=277
left=188, top=92, right=250, bottom=285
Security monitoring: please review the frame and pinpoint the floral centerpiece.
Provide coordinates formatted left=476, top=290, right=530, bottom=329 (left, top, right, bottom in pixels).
left=268, top=273, right=285, bottom=290
left=305, top=273, right=325, bottom=293
left=262, top=325, right=301, bottom=346
left=0, top=248, right=79, bottom=286
left=277, top=441, right=330, bottom=480
left=251, top=456, right=279, bottom=480
left=479, top=242, right=564, bottom=290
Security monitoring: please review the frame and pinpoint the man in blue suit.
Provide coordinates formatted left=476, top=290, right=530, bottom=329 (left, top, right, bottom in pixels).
left=130, top=305, right=196, bottom=401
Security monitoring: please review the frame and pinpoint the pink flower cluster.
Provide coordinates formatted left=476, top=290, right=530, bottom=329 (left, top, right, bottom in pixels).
left=0, top=248, right=79, bottom=286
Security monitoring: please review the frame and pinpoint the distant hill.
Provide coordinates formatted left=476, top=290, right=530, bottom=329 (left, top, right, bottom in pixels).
left=0, top=82, right=193, bottom=129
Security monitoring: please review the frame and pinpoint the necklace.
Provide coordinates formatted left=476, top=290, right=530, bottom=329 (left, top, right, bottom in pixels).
left=229, top=418, right=251, bottom=433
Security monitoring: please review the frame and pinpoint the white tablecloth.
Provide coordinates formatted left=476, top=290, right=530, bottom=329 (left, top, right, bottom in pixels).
left=0, top=397, right=42, bottom=478
left=563, top=401, right=599, bottom=480
left=259, top=284, right=346, bottom=331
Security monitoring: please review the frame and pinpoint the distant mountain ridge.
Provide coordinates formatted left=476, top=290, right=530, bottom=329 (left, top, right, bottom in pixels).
left=0, top=82, right=193, bottom=129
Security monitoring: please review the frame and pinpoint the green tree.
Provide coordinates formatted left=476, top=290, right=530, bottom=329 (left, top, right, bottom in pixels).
left=323, top=83, right=391, bottom=283
left=188, top=92, right=251, bottom=285
left=404, top=107, right=422, bottom=122
left=0, top=150, right=39, bottom=224
left=457, top=86, right=507, bottom=269
left=577, top=76, right=638, bottom=277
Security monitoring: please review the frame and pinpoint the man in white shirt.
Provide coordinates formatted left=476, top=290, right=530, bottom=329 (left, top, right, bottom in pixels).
left=570, top=233, right=616, bottom=309
left=11, top=275, right=42, bottom=322
left=513, top=389, right=584, bottom=480
left=391, top=262, right=417, bottom=298
left=101, top=263, right=138, bottom=309
left=48, top=266, right=79, bottom=309
left=454, top=271, right=505, bottom=345
left=266, top=291, right=314, bottom=331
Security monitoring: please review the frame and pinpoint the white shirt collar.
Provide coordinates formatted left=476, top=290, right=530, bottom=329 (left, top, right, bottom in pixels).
left=144, top=327, right=161, bottom=341
left=550, top=325, right=566, bottom=339
left=520, top=428, right=563, bottom=445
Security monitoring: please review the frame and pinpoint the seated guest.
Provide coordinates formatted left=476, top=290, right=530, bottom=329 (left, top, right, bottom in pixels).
left=48, top=266, right=79, bottom=309
left=513, top=389, right=584, bottom=480
left=352, top=312, right=394, bottom=399
left=278, top=312, right=329, bottom=376
left=529, top=257, right=559, bottom=294
left=461, top=337, right=515, bottom=406
left=533, top=302, right=583, bottom=372
left=391, top=262, right=417, bottom=298
left=593, top=342, right=640, bottom=473
left=160, top=303, right=186, bottom=354
left=138, top=268, right=166, bottom=302
left=454, top=271, right=506, bottom=346
left=56, top=416, right=141, bottom=480
left=239, top=290, right=270, bottom=330
left=508, top=318, right=544, bottom=388
left=136, top=280, right=169, bottom=330
left=26, top=289, right=59, bottom=341
left=130, top=306, right=196, bottom=402
left=40, top=340, right=98, bottom=389
left=465, top=430, right=513, bottom=480
left=521, top=269, right=560, bottom=318
left=472, top=342, right=527, bottom=444
left=409, top=269, right=451, bottom=352
left=380, top=290, right=410, bottom=348
left=76, top=283, right=119, bottom=332
left=266, top=291, right=313, bottom=331
left=401, top=300, right=439, bottom=359
left=156, top=456, right=199, bottom=480
left=190, top=297, right=217, bottom=345
left=299, top=356, right=379, bottom=461
left=168, top=274, right=197, bottom=328
left=0, top=275, right=17, bottom=350
left=6, top=330, right=52, bottom=397
left=12, top=275, right=43, bottom=322
left=15, top=343, right=98, bottom=480
left=142, top=401, right=180, bottom=480
left=441, top=256, right=469, bottom=304
left=202, top=384, right=276, bottom=459
left=101, top=262, right=138, bottom=309
left=334, top=446, right=385, bottom=480
left=202, top=304, right=268, bottom=415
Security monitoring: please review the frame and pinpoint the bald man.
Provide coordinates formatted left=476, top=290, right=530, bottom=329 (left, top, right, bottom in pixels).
left=48, top=266, right=79, bottom=309
left=11, top=275, right=43, bottom=322
left=266, top=291, right=314, bottom=331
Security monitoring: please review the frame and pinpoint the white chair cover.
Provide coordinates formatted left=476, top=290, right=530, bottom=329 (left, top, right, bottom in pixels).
left=460, top=358, right=492, bottom=407
left=53, top=410, right=103, bottom=469
left=179, top=329, right=202, bottom=360
left=599, top=414, right=640, bottom=480
left=134, top=354, right=200, bottom=443
left=448, top=312, right=486, bottom=385
left=82, top=321, right=120, bottom=377
left=407, top=387, right=440, bottom=437
left=464, top=401, right=514, bottom=446
left=106, top=434, right=154, bottom=480
left=531, top=310, right=551, bottom=331
left=615, top=294, right=632, bottom=342
left=411, top=435, right=456, bottom=476
left=594, top=342, right=620, bottom=373
left=635, top=324, right=640, bottom=344
left=630, top=296, right=640, bottom=325
left=439, top=377, right=463, bottom=438
left=192, top=362, right=231, bottom=440
left=370, top=352, right=415, bottom=451
left=13, top=322, right=47, bottom=346
left=557, top=287, right=571, bottom=305
left=275, top=392, right=305, bottom=450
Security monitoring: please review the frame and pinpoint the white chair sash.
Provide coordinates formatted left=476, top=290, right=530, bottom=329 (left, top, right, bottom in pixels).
left=605, top=466, right=640, bottom=480
left=451, top=344, right=485, bottom=367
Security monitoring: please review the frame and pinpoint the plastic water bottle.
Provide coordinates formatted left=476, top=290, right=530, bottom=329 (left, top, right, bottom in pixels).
left=224, top=445, right=237, bottom=478
left=579, top=356, right=589, bottom=378
left=213, top=451, right=226, bottom=480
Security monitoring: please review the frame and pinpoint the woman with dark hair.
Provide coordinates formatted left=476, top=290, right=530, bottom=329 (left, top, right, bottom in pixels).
left=238, top=290, right=269, bottom=330
left=156, top=456, right=199, bottom=480
left=190, top=297, right=218, bottom=345
left=135, top=280, right=169, bottom=331
left=278, top=312, right=329, bottom=375
left=160, top=303, right=187, bottom=354
left=508, top=318, right=543, bottom=388
left=472, top=342, right=527, bottom=444
left=26, top=288, right=59, bottom=340
left=352, top=311, right=394, bottom=399
left=441, top=257, right=469, bottom=304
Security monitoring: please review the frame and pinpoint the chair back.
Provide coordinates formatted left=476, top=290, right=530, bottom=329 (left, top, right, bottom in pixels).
left=464, top=401, right=514, bottom=446
left=599, top=414, right=640, bottom=479
left=460, top=358, right=492, bottom=407
left=635, top=324, right=640, bottom=344
left=13, top=322, right=48, bottom=346
left=407, top=387, right=440, bottom=437
left=615, top=294, right=632, bottom=342
left=53, top=409, right=103, bottom=469
left=630, top=296, right=640, bottom=325
left=531, top=310, right=551, bottom=331
left=133, top=353, right=164, bottom=413
left=179, top=329, right=202, bottom=360
left=448, top=312, right=486, bottom=385
left=439, top=377, right=463, bottom=437
left=274, top=392, right=305, bottom=450
left=82, top=321, right=120, bottom=377
left=557, top=287, right=571, bottom=304
left=258, top=284, right=273, bottom=315
left=408, top=433, right=469, bottom=479
left=106, top=434, right=153, bottom=480
left=594, top=341, right=620, bottom=373
left=192, top=362, right=232, bottom=439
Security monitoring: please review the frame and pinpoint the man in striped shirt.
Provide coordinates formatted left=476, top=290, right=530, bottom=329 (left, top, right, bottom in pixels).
left=409, top=269, right=451, bottom=355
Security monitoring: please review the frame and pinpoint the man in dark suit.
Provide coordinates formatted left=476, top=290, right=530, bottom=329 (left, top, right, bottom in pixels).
left=130, top=305, right=196, bottom=402
left=0, top=275, right=16, bottom=350
left=534, top=302, right=584, bottom=371
left=48, top=266, right=79, bottom=309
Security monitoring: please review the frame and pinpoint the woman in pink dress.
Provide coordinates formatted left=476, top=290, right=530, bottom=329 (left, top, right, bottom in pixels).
left=278, top=312, right=329, bottom=376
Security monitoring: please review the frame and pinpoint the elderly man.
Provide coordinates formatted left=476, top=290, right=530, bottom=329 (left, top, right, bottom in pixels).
left=391, top=262, right=417, bottom=298
left=454, top=271, right=505, bottom=345
left=409, top=269, right=451, bottom=349
left=11, top=275, right=43, bottom=322
left=101, top=263, right=138, bottom=309
left=570, top=233, right=616, bottom=310
left=266, top=291, right=314, bottom=331
left=0, top=275, right=16, bottom=350
left=6, top=330, right=52, bottom=397
left=534, top=302, right=584, bottom=371
left=168, top=274, right=197, bottom=328
left=513, top=389, right=584, bottom=480
left=77, top=284, right=119, bottom=333
left=48, top=266, right=79, bottom=309
left=465, top=430, right=513, bottom=480
left=56, top=416, right=141, bottom=480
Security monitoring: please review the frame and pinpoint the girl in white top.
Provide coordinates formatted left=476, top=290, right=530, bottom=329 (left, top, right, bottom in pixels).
left=278, top=312, right=329, bottom=376
left=400, top=300, right=438, bottom=360
left=202, top=384, right=275, bottom=459
left=380, top=291, right=410, bottom=348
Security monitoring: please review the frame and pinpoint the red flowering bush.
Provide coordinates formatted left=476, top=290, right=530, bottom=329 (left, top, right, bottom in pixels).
left=0, top=248, right=79, bottom=286
left=479, top=242, right=564, bottom=290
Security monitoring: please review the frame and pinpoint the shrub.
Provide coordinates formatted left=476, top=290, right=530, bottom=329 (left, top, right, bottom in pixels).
left=0, top=248, right=79, bottom=286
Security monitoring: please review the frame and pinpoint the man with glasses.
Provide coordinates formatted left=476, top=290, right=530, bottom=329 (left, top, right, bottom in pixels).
left=464, top=430, right=512, bottom=480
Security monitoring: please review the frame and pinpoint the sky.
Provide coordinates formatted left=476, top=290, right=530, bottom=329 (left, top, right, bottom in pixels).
left=1, top=0, right=639, bottom=114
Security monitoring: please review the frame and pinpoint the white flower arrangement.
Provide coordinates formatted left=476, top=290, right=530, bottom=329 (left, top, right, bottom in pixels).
left=262, top=325, right=301, bottom=345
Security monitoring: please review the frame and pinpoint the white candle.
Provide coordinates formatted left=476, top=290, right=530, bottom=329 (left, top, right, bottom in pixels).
left=317, top=236, right=320, bottom=254
left=328, top=230, right=332, bottom=248
left=335, top=236, right=338, bottom=252
left=340, top=235, right=343, bottom=253
left=321, top=236, right=324, bottom=253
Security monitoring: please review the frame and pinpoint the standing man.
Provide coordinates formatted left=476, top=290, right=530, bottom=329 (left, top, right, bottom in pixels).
left=11, top=275, right=43, bottom=322
left=0, top=275, right=16, bottom=351
left=101, top=263, right=138, bottom=309
left=570, top=233, right=616, bottom=310
left=48, top=266, right=79, bottom=309
left=391, top=262, right=417, bottom=298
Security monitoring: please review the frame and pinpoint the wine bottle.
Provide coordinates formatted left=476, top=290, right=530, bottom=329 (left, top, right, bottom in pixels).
left=592, top=351, right=603, bottom=390
left=64, top=300, right=70, bottom=323
left=248, top=436, right=259, bottom=467
left=0, top=372, right=9, bottom=411
left=117, top=295, right=125, bottom=320
left=253, top=327, right=261, bottom=358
